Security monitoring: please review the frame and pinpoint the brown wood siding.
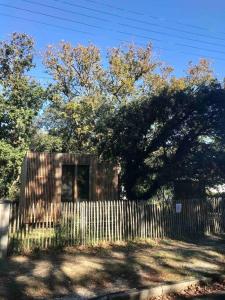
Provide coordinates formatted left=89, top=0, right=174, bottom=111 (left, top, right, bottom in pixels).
left=20, top=152, right=118, bottom=221
left=20, top=155, right=27, bottom=207
left=95, top=163, right=118, bottom=201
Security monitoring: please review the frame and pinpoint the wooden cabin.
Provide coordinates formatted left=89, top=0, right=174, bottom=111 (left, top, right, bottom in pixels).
left=20, top=152, right=118, bottom=220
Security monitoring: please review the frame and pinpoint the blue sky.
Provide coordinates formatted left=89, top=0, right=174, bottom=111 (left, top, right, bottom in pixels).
left=1, top=0, right=225, bottom=82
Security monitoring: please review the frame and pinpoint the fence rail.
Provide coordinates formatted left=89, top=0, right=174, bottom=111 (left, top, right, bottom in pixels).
left=7, top=198, right=225, bottom=254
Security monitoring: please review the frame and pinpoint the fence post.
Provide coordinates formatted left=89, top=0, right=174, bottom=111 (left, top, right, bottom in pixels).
left=0, top=200, right=11, bottom=258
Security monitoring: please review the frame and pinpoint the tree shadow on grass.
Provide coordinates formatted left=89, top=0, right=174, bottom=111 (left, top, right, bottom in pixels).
left=0, top=253, right=78, bottom=300
left=0, top=243, right=160, bottom=300
left=0, top=236, right=225, bottom=300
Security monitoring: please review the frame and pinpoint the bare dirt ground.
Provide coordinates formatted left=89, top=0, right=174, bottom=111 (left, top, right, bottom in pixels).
left=0, top=235, right=225, bottom=300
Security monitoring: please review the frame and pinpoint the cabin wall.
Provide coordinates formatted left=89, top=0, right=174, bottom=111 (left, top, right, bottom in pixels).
left=20, top=152, right=118, bottom=220
left=95, top=163, right=118, bottom=201
left=19, top=152, right=62, bottom=220
left=20, top=155, right=27, bottom=206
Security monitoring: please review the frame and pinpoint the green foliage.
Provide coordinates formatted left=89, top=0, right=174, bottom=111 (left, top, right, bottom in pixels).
left=30, top=131, right=63, bottom=152
left=99, top=81, right=225, bottom=200
left=39, top=42, right=162, bottom=153
left=1, top=32, right=225, bottom=201
left=0, top=141, right=25, bottom=199
left=41, top=43, right=106, bottom=152
left=0, top=33, right=45, bottom=198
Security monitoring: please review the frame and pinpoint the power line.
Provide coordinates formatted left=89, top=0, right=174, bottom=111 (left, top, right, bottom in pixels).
left=176, top=43, right=225, bottom=55
left=117, top=30, right=225, bottom=56
left=0, top=12, right=158, bottom=46
left=52, top=0, right=225, bottom=42
left=19, top=0, right=225, bottom=46
left=119, top=23, right=225, bottom=48
left=52, top=0, right=124, bottom=19
left=22, top=0, right=108, bottom=22
left=80, top=0, right=221, bottom=33
left=80, top=0, right=144, bottom=16
left=179, top=51, right=225, bottom=62
left=0, top=3, right=107, bottom=30
left=117, top=39, right=225, bottom=62
left=0, top=7, right=225, bottom=60
left=0, top=11, right=224, bottom=61
left=0, top=4, right=162, bottom=42
left=156, top=46, right=225, bottom=62
left=116, top=31, right=161, bottom=43
left=0, top=12, right=91, bottom=36
left=9, top=0, right=225, bottom=54
left=122, top=18, right=225, bottom=42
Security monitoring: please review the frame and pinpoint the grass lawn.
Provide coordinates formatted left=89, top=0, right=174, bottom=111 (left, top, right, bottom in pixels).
left=0, top=235, right=225, bottom=300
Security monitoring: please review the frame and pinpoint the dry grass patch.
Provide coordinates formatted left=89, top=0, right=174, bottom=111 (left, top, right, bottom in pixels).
left=0, top=236, right=225, bottom=299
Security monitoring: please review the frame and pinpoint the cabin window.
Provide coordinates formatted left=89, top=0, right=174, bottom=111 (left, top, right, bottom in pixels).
left=61, top=165, right=75, bottom=202
left=77, top=165, right=89, bottom=200
left=61, top=164, right=90, bottom=202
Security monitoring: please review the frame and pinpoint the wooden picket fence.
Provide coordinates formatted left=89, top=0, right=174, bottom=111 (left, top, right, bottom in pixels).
left=7, top=197, right=225, bottom=254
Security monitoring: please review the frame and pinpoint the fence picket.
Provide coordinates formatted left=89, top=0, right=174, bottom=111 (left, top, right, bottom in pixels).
left=6, top=197, right=225, bottom=254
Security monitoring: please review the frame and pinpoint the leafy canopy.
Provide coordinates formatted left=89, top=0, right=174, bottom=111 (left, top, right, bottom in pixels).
left=1, top=33, right=225, bottom=200
left=0, top=33, right=45, bottom=199
left=98, top=65, right=225, bottom=199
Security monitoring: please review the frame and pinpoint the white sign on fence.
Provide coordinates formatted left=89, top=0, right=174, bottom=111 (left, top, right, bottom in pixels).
left=176, top=203, right=182, bottom=213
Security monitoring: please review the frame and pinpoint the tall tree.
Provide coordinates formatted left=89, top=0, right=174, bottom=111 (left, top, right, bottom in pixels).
left=98, top=60, right=225, bottom=199
left=0, top=33, right=45, bottom=199
left=39, top=42, right=105, bottom=152
left=38, top=42, right=161, bottom=153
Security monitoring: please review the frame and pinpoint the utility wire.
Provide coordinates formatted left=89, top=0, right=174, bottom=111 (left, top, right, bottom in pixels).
left=51, top=0, right=225, bottom=42
left=6, top=0, right=225, bottom=54
left=0, top=4, right=162, bottom=42
left=0, top=12, right=91, bottom=36
left=0, top=11, right=224, bottom=61
left=22, top=0, right=108, bottom=22
left=80, top=0, right=144, bottom=16
left=0, top=3, right=107, bottom=30
left=52, top=0, right=124, bottom=18
left=179, top=51, right=225, bottom=62
left=116, top=31, right=161, bottom=42
left=117, top=39, right=225, bottom=62
left=19, top=0, right=225, bottom=47
left=176, top=43, right=225, bottom=55
left=0, top=9, right=225, bottom=60
left=119, top=23, right=225, bottom=48
left=80, top=0, right=220, bottom=33
left=124, top=17, right=225, bottom=42
left=116, top=31, right=225, bottom=55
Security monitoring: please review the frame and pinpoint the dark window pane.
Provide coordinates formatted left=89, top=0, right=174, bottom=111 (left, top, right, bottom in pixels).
left=77, top=165, right=89, bottom=200
left=61, top=165, right=75, bottom=202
